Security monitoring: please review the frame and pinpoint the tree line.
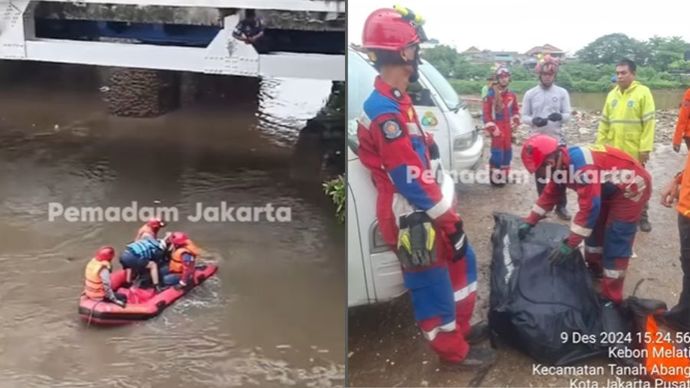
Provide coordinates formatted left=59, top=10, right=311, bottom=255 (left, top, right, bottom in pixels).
left=422, top=34, right=690, bottom=94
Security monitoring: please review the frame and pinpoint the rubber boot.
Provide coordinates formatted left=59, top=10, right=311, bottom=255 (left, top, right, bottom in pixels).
left=639, top=207, right=652, bottom=233
left=465, top=322, right=489, bottom=345
left=555, top=206, right=572, bottom=221
left=489, top=168, right=506, bottom=187
left=442, top=346, right=497, bottom=370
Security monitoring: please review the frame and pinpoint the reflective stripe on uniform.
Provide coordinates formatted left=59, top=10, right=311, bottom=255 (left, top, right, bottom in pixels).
left=426, top=192, right=452, bottom=219
left=531, top=204, right=547, bottom=216
left=571, top=222, right=593, bottom=237
left=453, top=281, right=477, bottom=302
left=585, top=245, right=603, bottom=254
left=422, top=320, right=457, bottom=342
left=580, top=147, right=594, bottom=165
left=604, top=268, right=625, bottom=279
left=407, top=123, right=422, bottom=136
left=357, top=112, right=372, bottom=129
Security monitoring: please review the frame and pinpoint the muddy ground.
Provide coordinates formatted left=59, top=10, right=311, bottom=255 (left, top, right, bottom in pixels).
left=348, top=109, right=689, bottom=387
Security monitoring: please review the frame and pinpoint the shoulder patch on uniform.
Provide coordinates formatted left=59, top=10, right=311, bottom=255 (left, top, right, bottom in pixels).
left=380, top=119, right=403, bottom=140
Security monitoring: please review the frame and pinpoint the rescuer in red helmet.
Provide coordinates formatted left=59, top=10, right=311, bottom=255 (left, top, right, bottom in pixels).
left=355, top=7, right=495, bottom=369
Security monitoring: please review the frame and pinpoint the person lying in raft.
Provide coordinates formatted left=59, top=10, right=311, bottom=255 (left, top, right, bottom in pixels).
left=135, top=218, right=166, bottom=240
left=84, top=246, right=127, bottom=307
left=120, top=236, right=169, bottom=293
left=160, top=232, right=202, bottom=290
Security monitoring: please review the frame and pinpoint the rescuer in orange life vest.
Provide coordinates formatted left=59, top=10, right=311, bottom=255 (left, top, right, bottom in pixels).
left=160, top=232, right=201, bottom=289
left=83, top=246, right=127, bottom=307
left=660, top=153, right=690, bottom=330
left=135, top=218, right=166, bottom=241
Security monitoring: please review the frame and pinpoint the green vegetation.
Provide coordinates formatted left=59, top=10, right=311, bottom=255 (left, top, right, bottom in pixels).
left=322, top=175, right=345, bottom=223
left=423, top=34, right=690, bottom=94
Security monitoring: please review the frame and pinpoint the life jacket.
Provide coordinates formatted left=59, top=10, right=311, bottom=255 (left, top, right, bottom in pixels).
left=677, top=159, right=690, bottom=217
left=126, top=238, right=161, bottom=260
left=170, top=242, right=199, bottom=273
left=135, top=224, right=156, bottom=240
left=84, top=258, right=111, bottom=300
left=609, top=297, right=690, bottom=382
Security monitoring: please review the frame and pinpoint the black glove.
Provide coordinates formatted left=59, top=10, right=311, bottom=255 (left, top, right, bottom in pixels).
left=428, top=142, right=440, bottom=160
left=397, top=212, right=436, bottom=268
left=517, top=221, right=534, bottom=240
left=548, top=112, right=563, bottom=122
left=532, top=117, right=548, bottom=127
left=547, top=240, right=578, bottom=265
left=449, top=221, right=469, bottom=262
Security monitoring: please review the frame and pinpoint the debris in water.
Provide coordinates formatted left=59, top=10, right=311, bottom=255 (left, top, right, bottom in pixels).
left=276, top=344, right=291, bottom=349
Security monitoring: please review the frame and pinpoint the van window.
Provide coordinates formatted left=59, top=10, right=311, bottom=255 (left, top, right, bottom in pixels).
left=420, top=60, right=464, bottom=111
left=347, top=50, right=378, bottom=152
left=348, top=50, right=377, bottom=121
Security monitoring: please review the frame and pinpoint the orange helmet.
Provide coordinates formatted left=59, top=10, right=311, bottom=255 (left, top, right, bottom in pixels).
left=521, top=134, right=560, bottom=173
left=95, top=246, right=115, bottom=261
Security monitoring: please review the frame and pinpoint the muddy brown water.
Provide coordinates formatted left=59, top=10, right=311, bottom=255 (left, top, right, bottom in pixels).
left=0, top=68, right=345, bottom=387
left=349, top=143, right=689, bottom=387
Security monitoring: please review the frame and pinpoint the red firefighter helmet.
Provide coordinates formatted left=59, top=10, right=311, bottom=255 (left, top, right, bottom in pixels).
left=170, top=232, right=189, bottom=247
left=535, top=54, right=560, bottom=75
left=521, top=134, right=560, bottom=173
left=95, top=246, right=115, bottom=261
left=362, top=7, right=427, bottom=51
left=146, top=218, right=165, bottom=231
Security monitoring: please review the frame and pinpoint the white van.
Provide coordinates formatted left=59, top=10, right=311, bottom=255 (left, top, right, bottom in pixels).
left=348, top=46, right=484, bottom=307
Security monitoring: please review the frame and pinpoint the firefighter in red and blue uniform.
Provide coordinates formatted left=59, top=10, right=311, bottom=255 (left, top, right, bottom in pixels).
left=356, top=7, right=495, bottom=368
left=519, top=134, right=651, bottom=303
left=483, top=67, right=520, bottom=185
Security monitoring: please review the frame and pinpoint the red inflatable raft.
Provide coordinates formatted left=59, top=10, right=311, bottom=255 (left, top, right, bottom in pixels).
left=79, top=264, right=218, bottom=326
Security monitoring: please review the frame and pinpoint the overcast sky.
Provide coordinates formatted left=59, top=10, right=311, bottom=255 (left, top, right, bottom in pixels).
left=348, top=0, right=690, bottom=54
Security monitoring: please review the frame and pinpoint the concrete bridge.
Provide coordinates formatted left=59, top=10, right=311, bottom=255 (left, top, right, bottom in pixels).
left=0, top=1, right=344, bottom=118
left=0, top=0, right=344, bottom=80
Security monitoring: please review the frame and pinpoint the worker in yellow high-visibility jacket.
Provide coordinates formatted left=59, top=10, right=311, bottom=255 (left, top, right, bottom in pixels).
left=596, top=58, right=655, bottom=233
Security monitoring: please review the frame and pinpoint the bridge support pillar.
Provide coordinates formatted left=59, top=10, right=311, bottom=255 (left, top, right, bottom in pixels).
left=101, top=67, right=180, bottom=117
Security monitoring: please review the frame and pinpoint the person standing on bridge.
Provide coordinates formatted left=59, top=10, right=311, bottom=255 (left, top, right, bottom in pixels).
left=356, top=7, right=495, bottom=369
left=483, top=66, right=520, bottom=186
left=232, top=9, right=265, bottom=49
left=596, top=59, right=655, bottom=232
left=84, top=246, right=127, bottom=307
left=520, top=54, right=572, bottom=220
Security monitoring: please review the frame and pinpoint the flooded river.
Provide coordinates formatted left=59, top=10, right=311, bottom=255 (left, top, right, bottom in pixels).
left=0, top=64, right=345, bottom=387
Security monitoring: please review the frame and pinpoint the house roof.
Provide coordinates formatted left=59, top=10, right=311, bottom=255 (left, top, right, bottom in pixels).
left=463, top=46, right=481, bottom=54
left=525, top=44, right=565, bottom=55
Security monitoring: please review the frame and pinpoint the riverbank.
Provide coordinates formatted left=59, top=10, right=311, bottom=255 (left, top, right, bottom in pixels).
left=462, top=94, right=682, bottom=146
